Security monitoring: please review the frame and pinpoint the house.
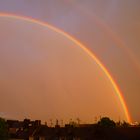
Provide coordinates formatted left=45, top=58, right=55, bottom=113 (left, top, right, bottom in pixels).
left=7, top=119, right=41, bottom=140
left=29, top=125, right=54, bottom=140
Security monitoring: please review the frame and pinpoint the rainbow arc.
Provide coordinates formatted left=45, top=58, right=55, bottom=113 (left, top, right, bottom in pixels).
left=0, top=13, right=131, bottom=123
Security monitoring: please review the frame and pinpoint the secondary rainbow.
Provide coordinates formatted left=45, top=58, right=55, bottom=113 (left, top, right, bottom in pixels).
left=0, top=13, right=131, bottom=123
left=67, top=1, right=140, bottom=72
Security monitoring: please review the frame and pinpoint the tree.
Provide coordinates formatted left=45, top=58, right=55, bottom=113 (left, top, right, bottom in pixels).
left=97, top=117, right=116, bottom=128
left=121, top=121, right=130, bottom=128
left=0, top=118, right=9, bottom=140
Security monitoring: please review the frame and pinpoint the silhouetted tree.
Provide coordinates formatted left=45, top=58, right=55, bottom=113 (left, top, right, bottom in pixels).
left=121, top=121, right=130, bottom=128
left=116, top=120, right=122, bottom=127
left=97, top=117, right=116, bottom=128
left=0, top=118, right=9, bottom=140
left=23, top=118, right=30, bottom=130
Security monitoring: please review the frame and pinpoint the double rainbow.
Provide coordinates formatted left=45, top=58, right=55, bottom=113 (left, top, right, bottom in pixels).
left=0, top=13, right=131, bottom=123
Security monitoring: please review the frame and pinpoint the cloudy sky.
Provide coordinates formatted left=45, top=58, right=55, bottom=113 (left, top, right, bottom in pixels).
left=0, top=0, right=140, bottom=123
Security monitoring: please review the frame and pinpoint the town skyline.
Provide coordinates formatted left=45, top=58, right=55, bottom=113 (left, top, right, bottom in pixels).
left=0, top=0, right=140, bottom=123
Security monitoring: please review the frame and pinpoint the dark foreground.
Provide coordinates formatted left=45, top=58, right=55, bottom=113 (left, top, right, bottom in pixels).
left=6, top=119, right=140, bottom=140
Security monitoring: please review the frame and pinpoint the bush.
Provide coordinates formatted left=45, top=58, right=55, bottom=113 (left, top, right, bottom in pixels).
left=97, top=117, right=116, bottom=128
left=0, top=118, right=9, bottom=140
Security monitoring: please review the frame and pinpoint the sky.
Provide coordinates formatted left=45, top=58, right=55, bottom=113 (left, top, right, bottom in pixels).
left=0, top=0, right=140, bottom=123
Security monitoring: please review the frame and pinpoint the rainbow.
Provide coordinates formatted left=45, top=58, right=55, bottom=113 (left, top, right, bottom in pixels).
left=0, top=13, right=131, bottom=123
